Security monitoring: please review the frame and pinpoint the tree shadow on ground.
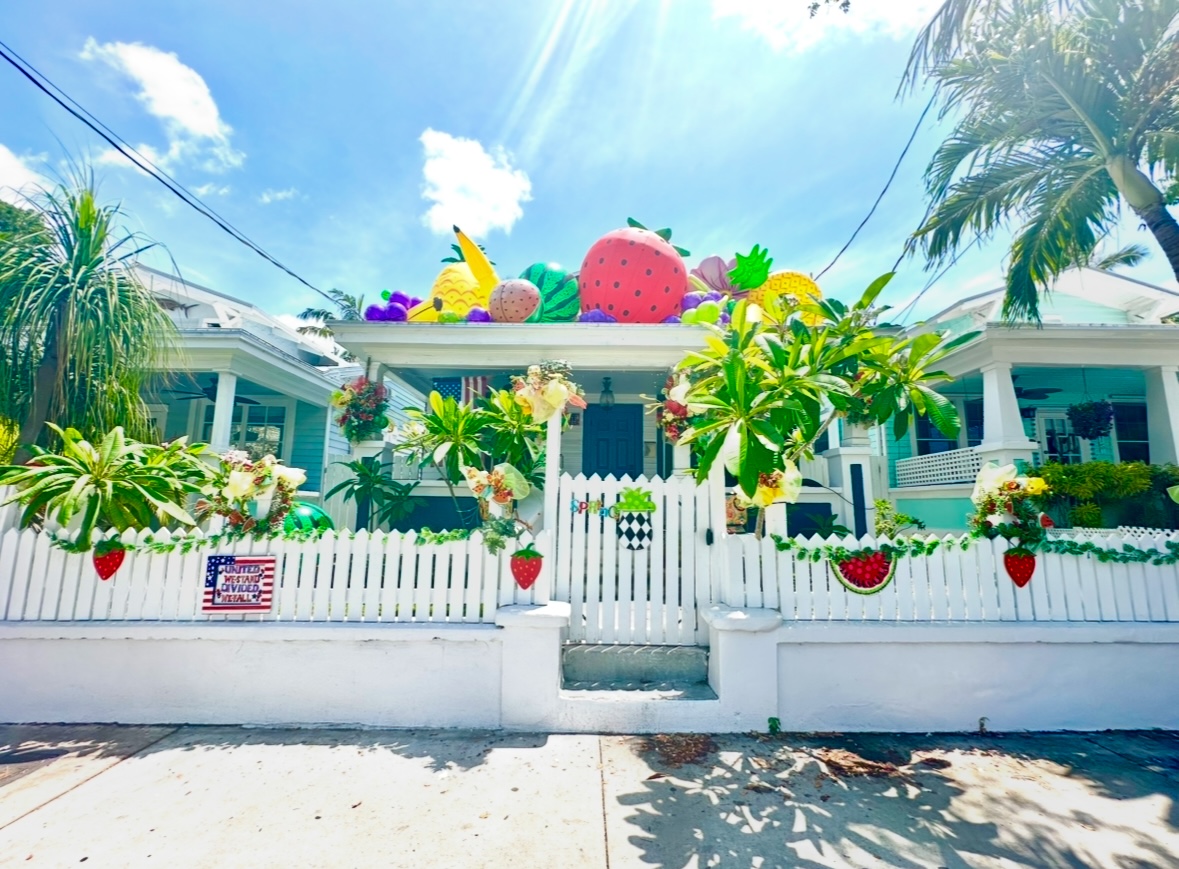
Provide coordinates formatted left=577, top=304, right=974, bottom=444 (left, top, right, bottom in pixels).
left=0, top=725, right=552, bottom=775
left=615, top=731, right=1179, bottom=869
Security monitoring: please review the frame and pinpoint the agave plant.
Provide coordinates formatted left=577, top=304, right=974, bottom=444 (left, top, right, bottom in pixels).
left=0, top=425, right=212, bottom=549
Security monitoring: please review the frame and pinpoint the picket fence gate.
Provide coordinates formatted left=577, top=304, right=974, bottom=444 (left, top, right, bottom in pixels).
left=553, top=473, right=716, bottom=645
left=727, top=532, right=1179, bottom=623
left=0, top=526, right=546, bottom=623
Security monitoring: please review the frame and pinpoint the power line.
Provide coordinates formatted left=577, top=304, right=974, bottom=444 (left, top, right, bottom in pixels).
left=815, top=96, right=935, bottom=282
left=0, top=39, right=337, bottom=306
left=894, top=232, right=983, bottom=325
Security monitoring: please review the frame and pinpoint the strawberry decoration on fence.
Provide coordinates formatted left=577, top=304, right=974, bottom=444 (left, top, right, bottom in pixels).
left=831, top=550, right=895, bottom=595
left=1003, top=548, right=1036, bottom=588
left=92, top=539, right=126, bottom=581
left=509, top=543, right=543, bottom=590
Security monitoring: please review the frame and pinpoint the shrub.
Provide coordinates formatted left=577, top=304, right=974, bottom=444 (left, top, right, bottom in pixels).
left=1069, top=502, right=1104, bottom=528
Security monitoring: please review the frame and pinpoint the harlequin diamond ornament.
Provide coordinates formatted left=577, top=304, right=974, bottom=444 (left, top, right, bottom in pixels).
left=617, top=512, right=653, bottom=550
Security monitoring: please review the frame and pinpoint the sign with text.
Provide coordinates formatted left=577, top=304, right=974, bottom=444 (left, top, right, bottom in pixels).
left=202, top=555, right=276, bottom=613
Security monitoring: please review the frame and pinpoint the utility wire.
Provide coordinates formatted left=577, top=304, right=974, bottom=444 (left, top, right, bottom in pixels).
left=815, top=96, right=936, bottom=282
left=894, top=232, right=983, bottom=325
left=0, top=39, right=336, bottom=305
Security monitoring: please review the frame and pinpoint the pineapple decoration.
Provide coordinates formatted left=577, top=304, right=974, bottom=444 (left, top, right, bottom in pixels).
left=728, top=245, right=823, bottom=324
left=407, top=226, right=500, bottom=322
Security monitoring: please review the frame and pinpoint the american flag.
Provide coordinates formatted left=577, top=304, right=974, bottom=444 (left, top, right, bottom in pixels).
left=433, top=376, right=490, bottom=407
left=202, top=555, right=275, bottom=613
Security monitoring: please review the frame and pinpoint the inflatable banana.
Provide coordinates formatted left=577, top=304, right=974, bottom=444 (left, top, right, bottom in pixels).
left=408, top=226, right=499, bottom=321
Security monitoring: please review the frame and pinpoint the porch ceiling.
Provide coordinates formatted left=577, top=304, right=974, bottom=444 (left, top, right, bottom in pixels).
left=330, top=322, right=705, bottom=371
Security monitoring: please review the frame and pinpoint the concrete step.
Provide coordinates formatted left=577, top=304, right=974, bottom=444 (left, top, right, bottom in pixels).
left=561, top=680, right=718, bottom=701
left=562, top=644, right=709, bottom=692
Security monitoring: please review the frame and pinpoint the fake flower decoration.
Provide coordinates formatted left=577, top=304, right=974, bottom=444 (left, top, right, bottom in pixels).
left=734, top=464, right=803, bottom=509
left=331, top=376, right=391, bottom=444
left=196, top=451, right=307, bottom=535
left=511, top=361, right=586, bottom=423
left=647, top=374, right=695, bottom=444
left=968, top=462, right=1052, bottom=587
left=463, top=463, right=531, bottom=506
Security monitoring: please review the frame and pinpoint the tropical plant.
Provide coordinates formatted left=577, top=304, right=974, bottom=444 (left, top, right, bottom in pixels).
left=0, top=176, right=177, bottom=453
left=397, top=392, right=491, bottom=485
left=331, top=376, right=391, bottom=444
left=296, top=288, right=365, bottom=355
left=481, top=388, right=545, bottom=487
left=874, top=499, right=926, bottom=537
left=676, top=274, right=975, bottom=520
left=324, top=460, right=423, bottom=532
left=907, top=0, right=1179, bottom=320
left=810, top=514, right=852, bottom=538
left=195, top=450, right=307, bottom=536
left=0, top=425, right=212, bottom=550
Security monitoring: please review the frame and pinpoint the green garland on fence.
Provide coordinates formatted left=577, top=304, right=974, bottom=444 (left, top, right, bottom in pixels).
left=771, top=534, right=1179, bottom=567
left=49, top=525, right=332, bottom=556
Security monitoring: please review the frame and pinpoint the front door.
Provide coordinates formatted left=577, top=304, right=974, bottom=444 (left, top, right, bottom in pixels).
left=583, top=404, right=643, bottom=478
left=1037, top=411, right=1089, bottom=464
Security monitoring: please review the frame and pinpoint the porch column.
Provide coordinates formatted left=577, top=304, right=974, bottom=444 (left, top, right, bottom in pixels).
left=208, top=372, right=237, bottom=453
left=823, top=422, right=875, bottom=537
left=1145, top=366, right=1179, bottom=465
left=672, top=442, right=691, bottom=475
left=977, top=362, right=1037, bottom=467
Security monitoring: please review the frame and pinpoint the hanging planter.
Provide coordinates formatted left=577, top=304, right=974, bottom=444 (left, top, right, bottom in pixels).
left=1066, top=400, right=1115, bottom=441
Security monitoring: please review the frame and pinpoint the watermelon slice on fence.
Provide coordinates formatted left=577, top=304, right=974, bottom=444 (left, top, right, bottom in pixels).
left=831, top=551, right=895, bottom=595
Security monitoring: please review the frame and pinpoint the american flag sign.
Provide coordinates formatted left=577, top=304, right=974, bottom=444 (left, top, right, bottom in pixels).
left=433, top=376, right=490, bottom=407
left=202, top=555, right=276, bottom=613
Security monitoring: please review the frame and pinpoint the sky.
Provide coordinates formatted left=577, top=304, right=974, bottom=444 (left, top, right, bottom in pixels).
left=1, top=0, right=1175, bottom=327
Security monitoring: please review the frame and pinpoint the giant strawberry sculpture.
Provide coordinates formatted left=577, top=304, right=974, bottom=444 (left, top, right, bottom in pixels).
left=578, top=218, right=690, bottom=323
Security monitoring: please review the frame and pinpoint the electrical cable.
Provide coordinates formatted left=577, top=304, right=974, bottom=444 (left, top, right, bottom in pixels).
left=815, top=96, right=935, bottom=282
left=893, top=232, right=983, bottom=325
left=0, top=39, right=337, bottom=305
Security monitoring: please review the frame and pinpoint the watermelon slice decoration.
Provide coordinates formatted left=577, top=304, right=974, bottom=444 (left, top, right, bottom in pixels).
left=520, top=263, right=580, bottom=323
left=831, top=550, right=895, bottom=595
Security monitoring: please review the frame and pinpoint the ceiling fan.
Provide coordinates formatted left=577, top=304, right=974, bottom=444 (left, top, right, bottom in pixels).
left=1012, top=377, right=1062, bottom=401
left=164, top=384, right=259, bottom=405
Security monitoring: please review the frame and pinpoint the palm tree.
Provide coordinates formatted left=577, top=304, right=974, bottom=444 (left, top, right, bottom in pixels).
left=0, top=175, right=175, bottom=455
left=296, top=288, right=365, bottom=340
left=907, top=0, right=1179, bottom=320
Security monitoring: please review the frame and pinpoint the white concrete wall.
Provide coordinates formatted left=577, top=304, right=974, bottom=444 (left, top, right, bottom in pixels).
left=776, top=623, right=1179, bottom=732
left=0, top=624, right=502, bottom=728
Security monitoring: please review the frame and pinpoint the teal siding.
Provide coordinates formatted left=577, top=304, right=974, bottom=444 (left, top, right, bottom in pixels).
left=886, top=428, right=913, bottom=488
left=896, top=497, right=973, bottom=531
left=1035, top=295, right=1129, bottom=324
left=291, top=402, right=327, bottom=490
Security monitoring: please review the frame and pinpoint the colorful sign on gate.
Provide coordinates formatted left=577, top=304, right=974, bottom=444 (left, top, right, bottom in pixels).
left=202, top=555, right=276, bottom=613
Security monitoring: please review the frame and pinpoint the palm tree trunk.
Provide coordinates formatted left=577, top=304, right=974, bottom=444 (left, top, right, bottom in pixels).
left=1133, top=201, right=1179, bottom=283
left=15, top=308, right=63, bottom=462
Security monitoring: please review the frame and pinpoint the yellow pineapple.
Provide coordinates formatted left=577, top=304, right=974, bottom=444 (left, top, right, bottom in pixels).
left=749, top=270, right=822, bottom=319
left=407, top=226, right=500, bottom=321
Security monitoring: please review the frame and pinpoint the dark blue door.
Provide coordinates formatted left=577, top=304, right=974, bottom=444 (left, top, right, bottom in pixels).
left=583, top=404, right=643, bottom=478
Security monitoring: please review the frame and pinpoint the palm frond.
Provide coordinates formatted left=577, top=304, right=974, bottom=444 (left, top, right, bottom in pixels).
left=1091, top=244, right=1150, bottom=271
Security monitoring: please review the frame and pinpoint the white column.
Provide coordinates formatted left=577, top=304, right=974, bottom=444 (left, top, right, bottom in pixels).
left=1145, top=366, right=1179, bottom=465
left=977, top=362, right=1037, bottom=467
left=822, top=421, right=876, bottom=537
left=542, top=412, right=562, bottom=533
left=208, top=372, right=237, bottom=453
left=672, top=442, right=691, bottom=475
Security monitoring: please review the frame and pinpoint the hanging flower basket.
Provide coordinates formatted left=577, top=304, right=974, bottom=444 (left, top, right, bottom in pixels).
left=1066, top=400, right=1115, bottom=440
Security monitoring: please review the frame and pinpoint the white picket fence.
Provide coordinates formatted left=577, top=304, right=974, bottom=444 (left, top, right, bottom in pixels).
left=0, top=526, right=547, bottom=623
left=554, top=473, right=715, bottom=645
left=724, top=533, right=1179, bottom=623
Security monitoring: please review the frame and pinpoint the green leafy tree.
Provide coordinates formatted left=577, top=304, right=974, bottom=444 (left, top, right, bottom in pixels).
left=678, top=275, right=973, bottom=510
left=0, top=201, right=43, bottom=242
left=907, top=0, right=1179, bottom=321
left=296, top=288, right=365, bottom=339
left=324, top=460, right=423, bottom=532
left=0, top=178, right=176, bottom=455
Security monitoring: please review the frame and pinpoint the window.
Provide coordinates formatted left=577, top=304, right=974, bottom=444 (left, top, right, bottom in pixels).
left=1113, top=403, right=1150, bottom=463
left=914, top=413, right=958, bottom=455
left=964, top=399, right=984, bottom=448
left=202, top=403, right=288, bottom=460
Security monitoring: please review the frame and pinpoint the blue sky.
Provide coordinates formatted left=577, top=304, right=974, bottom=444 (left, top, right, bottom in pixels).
left=2, top=0, right=1175, bottom=327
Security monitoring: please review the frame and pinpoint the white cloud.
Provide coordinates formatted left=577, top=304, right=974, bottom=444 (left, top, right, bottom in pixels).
left=0, top=145, right=47, bottom=204
left=80, top=37, right=244, bottom=171
left=419, top=129, right=532, bottom=237
left=259, top=187, right=298, bottom=204
left=193, top=182, right=231, bottom=197
left=711, top=0, right=942, bottom=52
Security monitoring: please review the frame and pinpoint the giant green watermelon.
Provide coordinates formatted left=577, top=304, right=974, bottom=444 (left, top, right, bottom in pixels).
left=520, top=263, right=579, bottom=322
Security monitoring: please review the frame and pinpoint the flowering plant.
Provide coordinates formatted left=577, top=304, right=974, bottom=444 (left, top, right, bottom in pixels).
left=463, top=462, right=531, bottom=506
left=511, top=361, right=586, bottom=423
left=1066, top=400, right=1115, bottom=441
left=331, top=376, right=391, bottom=444
left=647, top=374, right=695, bottom=444
left=968, top=462, right=1052, bottom=549
left=196, top=450, right=307, bottom=535
left=732, top=463, right=804, bottom=509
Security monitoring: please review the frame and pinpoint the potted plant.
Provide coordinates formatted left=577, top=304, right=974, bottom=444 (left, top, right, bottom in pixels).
left=1066, top=400, right=1115, bottom=441
left=331, top=376, right=391, bottom=452
left=969, top=463, right=1052, bottom=587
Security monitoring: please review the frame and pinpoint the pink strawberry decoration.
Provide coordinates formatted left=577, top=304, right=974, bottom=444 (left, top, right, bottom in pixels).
left=488, top=279, right=541, bottom=323
left=1004, top=548, right=1036, bottom=588
left=578, top=219, right=690, bottom=323
left=509, top=543, right=544, bottom=590
left=832, top=550, right=895, bottom=595
left=92, top=540, right=126, bottom=581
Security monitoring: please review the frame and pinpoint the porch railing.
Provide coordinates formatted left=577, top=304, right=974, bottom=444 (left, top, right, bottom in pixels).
left=895, top=447, right=982, bottom=487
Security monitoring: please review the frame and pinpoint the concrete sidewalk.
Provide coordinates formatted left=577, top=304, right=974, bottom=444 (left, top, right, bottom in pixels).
left=0, top=725, right=1177, bottom=868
